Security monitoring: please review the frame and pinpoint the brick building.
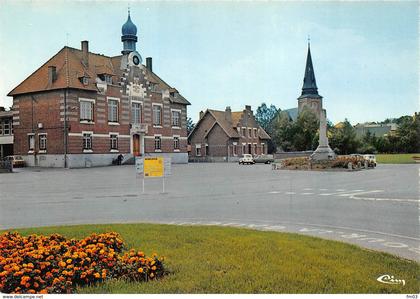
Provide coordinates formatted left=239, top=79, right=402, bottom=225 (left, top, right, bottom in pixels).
left=7, top=12, right=190, bottom=167
left=188, top=106, right=271, bottom=162
left=0, top=107, right=14, bottom=159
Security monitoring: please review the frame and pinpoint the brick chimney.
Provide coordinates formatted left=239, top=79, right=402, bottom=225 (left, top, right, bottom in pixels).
left=225, top=106, right=232, bottom=123
left=199, top=110, right=204, bottom=119
left=48, top=66, right=57, bottom=84
left=81, top=40, right=89, bottom=66
left=146, top=57, right=153, bottom=72
left=245, top=105, right=252, bottom=111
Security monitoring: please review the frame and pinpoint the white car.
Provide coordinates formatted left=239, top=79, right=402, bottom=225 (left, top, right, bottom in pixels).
left=239, top=154, right=255, bottom=165
left=363, top=154, right=377, bottom=167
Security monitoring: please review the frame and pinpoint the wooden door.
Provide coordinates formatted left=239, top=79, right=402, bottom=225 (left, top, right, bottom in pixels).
left=133, top=134, right=140, bottom=156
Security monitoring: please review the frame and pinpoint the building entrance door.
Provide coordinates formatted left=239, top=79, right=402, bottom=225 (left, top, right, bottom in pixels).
left=133, top=134, right=140, bottom=156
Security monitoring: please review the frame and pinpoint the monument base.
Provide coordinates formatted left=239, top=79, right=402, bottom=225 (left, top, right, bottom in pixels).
left=310, top=145, right=336, bottom=161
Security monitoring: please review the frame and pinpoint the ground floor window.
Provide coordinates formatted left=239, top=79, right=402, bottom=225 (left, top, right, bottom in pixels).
left=83, top=133, right=92, bottom=150
left=39, top=134, right=47, bottom=151
left=242, top=144, right=246, bottom=155
left=110, top=134, right=118, bottom=150
left=195, top=144, right=201, bottom=156
left=254, top=144, right=257, bottom=155
left=28, top=134, right=35, bottom=151
left=154, top=136, right=161, bottom=150
left=173, top=136, right=179, bottom=150
left=261, top=143, right=265, bottom=154
left=232, top=143, right=237, bottom=156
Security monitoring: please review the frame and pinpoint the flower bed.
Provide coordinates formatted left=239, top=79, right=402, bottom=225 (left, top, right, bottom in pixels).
left=0, top=232, right=166, bottom=294
left=277, top=155, right=372, bottom=170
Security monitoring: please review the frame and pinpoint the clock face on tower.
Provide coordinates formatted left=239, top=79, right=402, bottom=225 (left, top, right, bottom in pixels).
left=128, top=51, right=142, bottom=67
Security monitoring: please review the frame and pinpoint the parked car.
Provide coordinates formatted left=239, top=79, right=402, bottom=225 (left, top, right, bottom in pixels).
left=363, top=154, right=377, bottom=167
left=4, top=155, right=26, bottom=167
left=239, top=154, right=255, bottom=165
left=254, top=154, right=274, bottom=164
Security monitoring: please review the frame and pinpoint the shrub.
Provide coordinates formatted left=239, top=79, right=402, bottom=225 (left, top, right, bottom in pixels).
left=0, top=232, right=166, bottom=294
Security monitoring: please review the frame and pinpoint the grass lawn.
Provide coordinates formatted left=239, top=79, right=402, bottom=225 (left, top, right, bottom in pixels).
left=376, top=153, right=420, bottom=164
left=7, top=223, right=420, bottom=294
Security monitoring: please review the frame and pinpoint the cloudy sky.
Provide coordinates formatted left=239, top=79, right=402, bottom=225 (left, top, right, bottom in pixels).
left=0, top=0, right=418, bottom=124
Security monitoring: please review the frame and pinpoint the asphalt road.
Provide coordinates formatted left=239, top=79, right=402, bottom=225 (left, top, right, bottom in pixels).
left=0, top=163, right=419, bottom=261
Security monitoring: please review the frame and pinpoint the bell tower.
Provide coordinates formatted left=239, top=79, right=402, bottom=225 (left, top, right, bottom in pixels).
left=297, top=42, right=323, bottom=118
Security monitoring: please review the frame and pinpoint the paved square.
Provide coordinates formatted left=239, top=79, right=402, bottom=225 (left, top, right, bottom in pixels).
left=0, top=163, right=419, bottom=260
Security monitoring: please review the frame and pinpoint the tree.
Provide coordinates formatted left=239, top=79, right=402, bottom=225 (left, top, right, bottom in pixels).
left=329, top=119, right=360, bottom=155
left=271, top=108, right=318, bottom=151
left=255, top=103, right=279, bottom=135
left=255, top=103, right=279, bottom=153
left=187, top=117, right=195, bottom=136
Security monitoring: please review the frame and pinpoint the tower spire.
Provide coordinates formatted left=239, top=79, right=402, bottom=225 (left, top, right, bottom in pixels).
left=301, top=42, right=318, bottom=96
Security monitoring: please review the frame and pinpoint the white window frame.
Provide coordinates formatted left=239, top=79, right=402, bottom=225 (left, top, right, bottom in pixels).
left=242, top=127, right=246, bottom=137
left=110, top=134, right=119, bottom=152
left=82, top=131, right=93, bottom=152
left=195, top=144, right=202, bottom=156
left=39, top=133, right=47, bottom=153
left=28, top=133, right=35, bottom=153
left=248, top=128, right=252, bottom=138
left=3, top=120, right=10, bottom=135
left=154, top=134, right=162, bottom=152
left=107, top=97, right=120, bottom=124
left=253, top=143, right=258, bottom=155
left=254, top=128, right=257, bottom=138
left=171, top=109, right=181, bottom=128
left=79, top=98, right=95, bottom=123
left=232, top=142, right=237, bottom=156
left=131, top=101, right=142, bottom=124
left=173, top=135, right=180, bottom=151
left=153, top=104, right=163, bottom=127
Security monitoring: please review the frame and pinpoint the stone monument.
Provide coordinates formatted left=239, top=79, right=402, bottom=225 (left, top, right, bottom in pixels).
left=310, top=109, right=336, bottom=161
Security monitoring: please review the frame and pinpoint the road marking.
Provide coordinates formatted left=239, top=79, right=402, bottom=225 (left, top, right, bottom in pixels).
left=285, top=192, right=296, bottom=195
left=268, top=191, right=281, bottom=194
left=301, top=192, right=314, bottom=195
left=321, top=189, right=364, bottom=196
left=319, top=188, right=329, bottom=191
left=303, top=188, right=313, bottom=191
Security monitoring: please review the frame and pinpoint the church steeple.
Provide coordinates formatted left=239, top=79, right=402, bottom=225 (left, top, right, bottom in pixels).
left=301, top=43, right=319, bottom=96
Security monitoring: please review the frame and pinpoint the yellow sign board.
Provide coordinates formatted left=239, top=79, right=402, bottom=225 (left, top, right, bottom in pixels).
left=144, top=157, right=164, bottom=177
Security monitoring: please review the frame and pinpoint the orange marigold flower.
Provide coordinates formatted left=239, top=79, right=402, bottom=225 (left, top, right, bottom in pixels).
left=58, top=261, right=66, bottom=267
left=151, top=266, right=156, bottom=271
left=137, top=268, right=144, bottom=273
left=94, top=272, right=100, bottom=279
left=27, top=263, right=34, bottom=269
left=66, top=259, right=72, bottom=264
left=39, top=289, right=48, bottom=294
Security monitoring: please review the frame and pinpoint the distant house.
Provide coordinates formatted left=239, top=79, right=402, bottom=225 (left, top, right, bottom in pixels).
left=188, top=105, right=271, bottom=162
left=354, top=123, right=398, bottom=138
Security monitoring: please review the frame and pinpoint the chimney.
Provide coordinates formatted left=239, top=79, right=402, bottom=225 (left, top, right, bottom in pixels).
left=48, top=66, right=57, bottom=84
left=146, top=57, right=153, bottom=72
left=81, top=40, right=89, bottom=66
left=199, top=110, right=204, bottom=119
left=245, top=105, right=252, bottom=111
left=225, top=106, right=232, bottom=123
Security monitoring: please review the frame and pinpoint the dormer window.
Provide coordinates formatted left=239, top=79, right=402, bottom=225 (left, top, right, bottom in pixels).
left=82, top=77, right=89, bottom=85
left=105, top=75, right=112, bottom=84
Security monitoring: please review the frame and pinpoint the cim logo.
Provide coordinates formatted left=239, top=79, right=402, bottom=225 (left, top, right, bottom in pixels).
left=377, top=274, right=405, bottom=286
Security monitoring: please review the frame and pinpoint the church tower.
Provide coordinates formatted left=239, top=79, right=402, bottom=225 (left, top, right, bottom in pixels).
left=297, top=43, right=323, bottom=118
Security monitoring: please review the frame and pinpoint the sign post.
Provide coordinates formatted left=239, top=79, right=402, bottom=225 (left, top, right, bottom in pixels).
left=138, top=156, right=171, bottom=194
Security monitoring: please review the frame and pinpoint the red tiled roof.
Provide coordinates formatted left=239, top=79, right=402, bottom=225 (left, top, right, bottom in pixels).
left=8, top=46, right=190, bottom=107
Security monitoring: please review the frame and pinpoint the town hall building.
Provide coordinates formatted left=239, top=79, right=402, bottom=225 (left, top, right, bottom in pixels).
left=8, top=12, right=190, bottom=167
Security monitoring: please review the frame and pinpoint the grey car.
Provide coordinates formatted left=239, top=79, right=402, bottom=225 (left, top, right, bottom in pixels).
left=253, top=154, right=274, bottom=164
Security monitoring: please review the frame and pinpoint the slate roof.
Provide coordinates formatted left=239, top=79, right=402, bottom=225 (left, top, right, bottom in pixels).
left=193, top=108, right=271, bottom=140
left=8, top=46, right=190, bottom=106
left=282, top=107, right=299, bottom=122
left=301, top=44, right=319, bottom=97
